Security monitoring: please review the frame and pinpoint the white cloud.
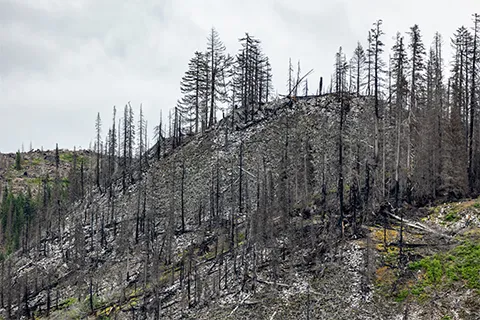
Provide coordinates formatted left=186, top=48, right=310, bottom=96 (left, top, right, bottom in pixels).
left=0, top=0, right=477, bottom=152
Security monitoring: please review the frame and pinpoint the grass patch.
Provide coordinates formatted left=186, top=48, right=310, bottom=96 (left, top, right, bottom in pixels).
left=60, top=152, right=74, bottom=162
left=59, top=152, right=88, bottom=164
left=372, top=228, right=398, bottom=243
left=59, top=297, right=77, bottom=309
left=30, top=158, right=42, bottom=166
left=444, top=211, right=460, bottom=222
left=26, top=177, right=44, bottom=185
left=371, top=227, right=399, bottom=252
left=392, top=241, right=480, bottom=302
left=97, top=304, right=120, bottom=319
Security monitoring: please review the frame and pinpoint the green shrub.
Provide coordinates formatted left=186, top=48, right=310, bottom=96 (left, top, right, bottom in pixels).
left=395, top=289, right=409, bottom=302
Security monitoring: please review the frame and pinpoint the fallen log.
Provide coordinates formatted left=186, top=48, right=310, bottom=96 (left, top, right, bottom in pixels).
left=387, top=212, right=452, bottom=239
left=388, top=242, right=443, bottom=248
left=229, top=294, right=251, bottom=317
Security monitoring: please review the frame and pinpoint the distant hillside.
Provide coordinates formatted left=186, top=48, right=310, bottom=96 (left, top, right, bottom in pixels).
left=0, top=149, right=93, bottom=199
left=0, top=149, right=95, bottom=255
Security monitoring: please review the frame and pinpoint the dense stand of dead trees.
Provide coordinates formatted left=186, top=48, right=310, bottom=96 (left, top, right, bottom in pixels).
left=1, top=16, right=480, bottom=319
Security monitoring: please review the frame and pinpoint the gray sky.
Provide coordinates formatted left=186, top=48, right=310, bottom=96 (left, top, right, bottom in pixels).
left=0, top=0, right=477, bottom=153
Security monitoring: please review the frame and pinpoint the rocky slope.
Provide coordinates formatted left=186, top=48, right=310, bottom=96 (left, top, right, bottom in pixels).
left=1, top=96, right=479, bottom=319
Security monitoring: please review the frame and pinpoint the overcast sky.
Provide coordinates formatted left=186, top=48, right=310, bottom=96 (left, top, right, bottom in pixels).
left=0, top=0, right=477, bottom=153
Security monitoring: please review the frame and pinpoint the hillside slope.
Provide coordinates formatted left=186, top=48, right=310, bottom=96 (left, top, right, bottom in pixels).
left=1, top=96, right=479, bottom=320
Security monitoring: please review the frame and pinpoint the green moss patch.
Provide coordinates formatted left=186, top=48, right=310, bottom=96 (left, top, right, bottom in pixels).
left=394, top=241, right=480, bottom=302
